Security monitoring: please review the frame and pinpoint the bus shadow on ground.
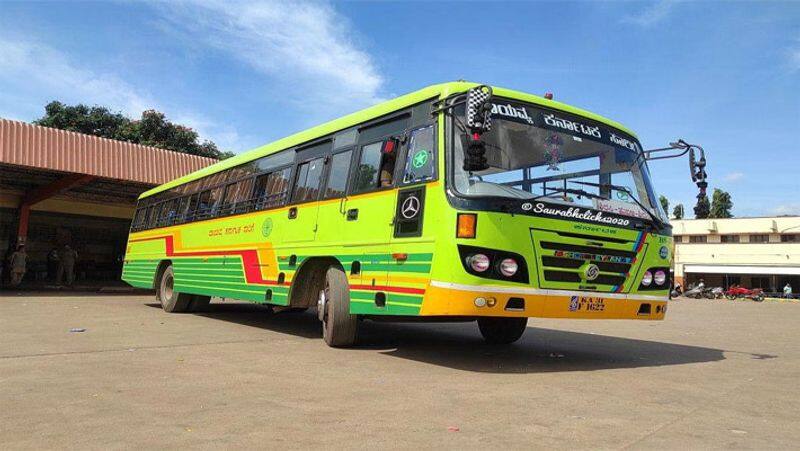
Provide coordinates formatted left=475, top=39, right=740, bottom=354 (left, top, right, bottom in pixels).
left=148, top=301, right=750, bottom=374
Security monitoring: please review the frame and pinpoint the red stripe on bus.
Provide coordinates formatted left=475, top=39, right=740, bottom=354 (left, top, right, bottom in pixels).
left=129, top=234, right=426, bottom=295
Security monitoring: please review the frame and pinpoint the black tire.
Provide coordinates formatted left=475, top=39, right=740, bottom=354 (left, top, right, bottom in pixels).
left=477, top=317, right=528, bottom=344
left=754, top=294, right=764, bottom=302
left=703, top=292, right=715, bottom=299
left=188, top=295, right=212, bottom=312
left=320, top=266, right=358, bottom=347
left=157, top=266, right=192, bottom=313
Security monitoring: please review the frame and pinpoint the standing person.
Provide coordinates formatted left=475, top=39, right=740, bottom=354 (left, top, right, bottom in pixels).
left=57, top=244, right=78, bottom=287
left=47, top=247, right=59, bottom=282
left=9, top=245, right=27, bottom=286
left=785, top=283, right=793, bottom=299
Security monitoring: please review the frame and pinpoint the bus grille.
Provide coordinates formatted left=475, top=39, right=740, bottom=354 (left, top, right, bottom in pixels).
left=531, top=229, right=644, bottom=293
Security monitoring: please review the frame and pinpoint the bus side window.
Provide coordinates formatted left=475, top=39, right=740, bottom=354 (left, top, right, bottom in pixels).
left=402, top=125, right=435, bottom=184
left=323, top=150, right=353, bottom=198
left=292, top=157, right=325, bottom=202
left=253, top=167, right=291, bottom=210
left=352, top=141, right=384, bottom=193
left=219, top=182, right=238, bottom=216
left=208, top=185, right=226, bottom=217
left=232, top=177, right=255, bottom=213
left=197, top=190, right=212, bottom=218
left=186, top=193, right=199, bottom=221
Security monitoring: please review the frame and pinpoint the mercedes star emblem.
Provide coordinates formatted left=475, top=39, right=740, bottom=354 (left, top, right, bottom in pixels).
left=400, top=196, right=420, bottom=219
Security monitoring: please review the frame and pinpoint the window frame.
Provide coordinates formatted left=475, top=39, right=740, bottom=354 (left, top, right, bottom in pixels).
left=321, top=147, right=354, bottom=200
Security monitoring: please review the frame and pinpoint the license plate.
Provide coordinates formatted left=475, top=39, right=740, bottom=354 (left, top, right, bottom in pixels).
left=569, top=296, right=606, bottom=312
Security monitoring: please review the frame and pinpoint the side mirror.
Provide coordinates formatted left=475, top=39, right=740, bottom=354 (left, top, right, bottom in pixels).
left=466, top=85, right=493, bottom=133
left=689, top=146, right=708, bottom=193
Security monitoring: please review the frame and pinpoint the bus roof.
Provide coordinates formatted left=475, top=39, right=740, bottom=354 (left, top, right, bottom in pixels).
left=140, top=81, right=637, bottom=199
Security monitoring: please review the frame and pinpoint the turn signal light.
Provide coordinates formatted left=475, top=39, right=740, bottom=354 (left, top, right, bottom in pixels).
left=456, top=213, right=477, bottom=238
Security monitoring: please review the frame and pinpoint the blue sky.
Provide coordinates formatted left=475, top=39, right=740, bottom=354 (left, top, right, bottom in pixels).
left=1, top=0, right=798, bottom=217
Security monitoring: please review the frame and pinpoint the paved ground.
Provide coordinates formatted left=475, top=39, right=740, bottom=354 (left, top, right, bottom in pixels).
left=0, top=293, right=798, bottom=450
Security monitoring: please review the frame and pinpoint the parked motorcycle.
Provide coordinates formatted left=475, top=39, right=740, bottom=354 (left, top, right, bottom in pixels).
left=671, top=284, right=683, bottom=298
left=711, top=287, right=725, bottom=299
left=724, top=286, right=765, bottom=302
left=683, top=285, right=709, bottom=299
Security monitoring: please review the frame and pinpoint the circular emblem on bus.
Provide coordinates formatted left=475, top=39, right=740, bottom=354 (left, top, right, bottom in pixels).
left=521, top=202, right=533, bottom=211
left=584, top=263, right=600, bottom=281
left=401, top=196, right=420, bottom=219
left=659, top=245, right=669, bottom=260
left=412, top=150, right=428, bottom=168
left=261, top=218, right=273, bottom=237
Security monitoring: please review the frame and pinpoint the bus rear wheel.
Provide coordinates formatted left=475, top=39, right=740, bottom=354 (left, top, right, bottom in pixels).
left=477, top=317, right=528, bottom=344
left=157, top=265, right=192, bottom=313
left=318, top=266, right=358, bottom=347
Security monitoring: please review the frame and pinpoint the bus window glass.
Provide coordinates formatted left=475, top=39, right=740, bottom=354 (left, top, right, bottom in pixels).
left=255, top=151, right=295, bottom=172
left=292, top=157, right=324, bottom=202
left=352, top=142, right=383, bottom=193
left=254, top=168, right=291, bottom=209
left=174, top=196, right=190, bottom=222
left=196, top=190, right=213, bottom=218
left=233, top=177, right=255, bottom=212
left=359, top=115, right=409, bottom=143
left=219, top=182, right=238, bottom=215
left=403, top=125, right=435, bottom=184
left=185, top=193, right=199, bottom=221
left=161, top=199, right=178, bottom=226
left=324, top=150, right=352, bottom=198
left=208, top=185, right=226, bottom=216
left=132, top=208, right=145, bottom=229
left=334, top=129, right=357, bottom=149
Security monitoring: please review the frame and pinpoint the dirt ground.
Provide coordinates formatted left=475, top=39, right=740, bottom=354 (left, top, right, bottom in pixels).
left=0, top=293, right=798, bottom=449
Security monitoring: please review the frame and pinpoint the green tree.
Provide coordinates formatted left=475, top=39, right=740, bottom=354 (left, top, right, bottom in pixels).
left=694, top=192, right=710, bottom=219
left=659, top=195, right=669, bottom=216
left=33, top=101, right=233, bottom=160
left=672, top=203, right=684, bottom=220
left=710, top=188, right=734, bottom=218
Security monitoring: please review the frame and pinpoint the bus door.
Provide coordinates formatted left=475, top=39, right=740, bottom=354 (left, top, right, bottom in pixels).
left=388, top=125, right=437, bottom=308
left=285, top=143, right=329, bottom=243
left=334, top=139, right=399, bottom=292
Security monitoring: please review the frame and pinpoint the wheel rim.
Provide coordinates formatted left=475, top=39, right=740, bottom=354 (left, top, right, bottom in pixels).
left=161, top=273, right=174, bottom=302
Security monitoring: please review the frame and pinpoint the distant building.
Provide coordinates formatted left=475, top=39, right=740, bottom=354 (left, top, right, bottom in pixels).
left=0, top=118, right=216, bottom=287
left=671, top=216, right=800, bottom=293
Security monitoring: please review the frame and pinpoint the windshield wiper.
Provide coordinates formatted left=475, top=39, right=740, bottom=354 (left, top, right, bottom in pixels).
left=531, top=187, right=606, bottom=202
left=569, top=180, right=666, bottom=229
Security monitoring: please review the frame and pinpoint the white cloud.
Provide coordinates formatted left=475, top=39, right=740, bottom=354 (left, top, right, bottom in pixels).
left=154, top=0, right=385, bottom=119
left=723, top=171, right=744, bottom=182
left=0, top=36, right=154, bottom=118
left=0, top=35, right=245, bottom=152
left=621, top=0, right=676, bottom=27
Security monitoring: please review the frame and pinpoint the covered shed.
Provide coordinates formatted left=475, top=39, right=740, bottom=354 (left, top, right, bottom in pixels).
left=0, top=118, right=216, bottom=286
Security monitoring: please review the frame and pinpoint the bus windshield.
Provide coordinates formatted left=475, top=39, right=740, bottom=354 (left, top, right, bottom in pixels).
left=451, top=101, right=667, bottom=223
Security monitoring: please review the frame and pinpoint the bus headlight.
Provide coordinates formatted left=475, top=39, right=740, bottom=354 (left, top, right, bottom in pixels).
left=654, top=270, right=666, bottom=286
left=641, top=271, right=653, bottom=286
left=466, top=254, right=491, bottom=272
left=498, top=258, right=518, bottom=277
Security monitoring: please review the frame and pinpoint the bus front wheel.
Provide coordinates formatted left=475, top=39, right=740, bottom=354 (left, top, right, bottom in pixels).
left=319, top=266, right=358, bottom=347
left=477, top=317, right=528, bottom=344
left=157, top=265, right=193, bottom=313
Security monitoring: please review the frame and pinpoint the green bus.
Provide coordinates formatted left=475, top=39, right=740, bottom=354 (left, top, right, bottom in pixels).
left=123, top=82, right=706, bottom=347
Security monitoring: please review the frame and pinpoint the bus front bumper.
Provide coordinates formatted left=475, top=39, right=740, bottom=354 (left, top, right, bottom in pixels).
left=420, top=281, right=668, bottom=320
